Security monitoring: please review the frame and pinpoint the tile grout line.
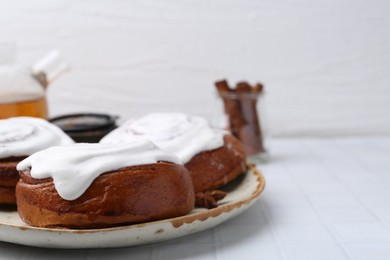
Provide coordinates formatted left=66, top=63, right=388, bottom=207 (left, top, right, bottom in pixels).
left=260, top=142, right=304, bottom=260
left=259, top=199, right=290, bottom=260
left=281, top=139, right=354, bottom=260
left=213, top=227, right=222, bottom=260
left=301, top=138, right=390, bottom=256
left=319, top=139, right=390, bottom=226
left=320, top=139, right=390, bottom=235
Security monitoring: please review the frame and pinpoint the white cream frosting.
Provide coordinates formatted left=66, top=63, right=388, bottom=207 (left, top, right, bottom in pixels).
left=0, top=65, right=44, bottom=103
left=16, top=141, right=182, bottom=200
left=0, top=117, right=74, bottom=159
left=100, top=112, right=225, bottom=163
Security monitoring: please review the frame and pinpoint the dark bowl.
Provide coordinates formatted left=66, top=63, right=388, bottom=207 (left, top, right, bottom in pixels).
left=49, top=113, right=118, bottom=143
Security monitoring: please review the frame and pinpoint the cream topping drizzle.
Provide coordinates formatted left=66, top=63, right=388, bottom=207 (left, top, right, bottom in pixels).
left=16, top=140, right=181, bottom=200
left=100, top=112, right=224, bottom=163
left=0, top=117, right=74, bottom=159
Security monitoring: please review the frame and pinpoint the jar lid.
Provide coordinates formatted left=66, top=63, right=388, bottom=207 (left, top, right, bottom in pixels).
left=49, top=113, right=118, bottom=143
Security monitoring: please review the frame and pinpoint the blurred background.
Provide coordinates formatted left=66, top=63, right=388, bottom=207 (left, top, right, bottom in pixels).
left=1, top=0, right=389, bottom=137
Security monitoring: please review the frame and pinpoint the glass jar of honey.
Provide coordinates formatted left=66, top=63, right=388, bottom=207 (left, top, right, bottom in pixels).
left=0, top=50, right=67, bottom=119
left=0, top=65, right=48, bottom=119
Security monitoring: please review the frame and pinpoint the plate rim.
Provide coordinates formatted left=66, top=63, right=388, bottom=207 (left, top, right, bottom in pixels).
left=0, top=164, right=265, bottom=248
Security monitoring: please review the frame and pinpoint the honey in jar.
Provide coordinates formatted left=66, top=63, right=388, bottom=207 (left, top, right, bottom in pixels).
left=0, top=97, right=48, bottom=119
left=0, top=51, right=67, bottom=119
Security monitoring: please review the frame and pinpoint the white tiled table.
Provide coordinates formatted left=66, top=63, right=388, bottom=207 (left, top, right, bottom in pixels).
left=1, top=137, right=390, bottom=259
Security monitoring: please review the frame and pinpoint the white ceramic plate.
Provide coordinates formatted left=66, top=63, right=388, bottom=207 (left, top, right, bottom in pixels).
left=0, top=165, right=265, bottom=249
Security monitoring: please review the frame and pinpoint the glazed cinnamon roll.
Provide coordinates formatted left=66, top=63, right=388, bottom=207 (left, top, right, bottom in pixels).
left=0, top=117, right=73, bottom=204
left=16, top=141, right=195, bottom=229
left=100, top=113, right=247, bottom=192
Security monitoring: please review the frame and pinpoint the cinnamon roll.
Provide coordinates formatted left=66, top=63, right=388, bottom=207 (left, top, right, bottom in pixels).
left=16, top=141, right=195, bottom=229
left=100, top=113, right=247, bottom=192
left=0, top=117, right=73, bottom=204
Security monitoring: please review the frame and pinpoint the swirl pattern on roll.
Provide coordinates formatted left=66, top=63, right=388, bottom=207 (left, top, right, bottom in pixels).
left=100, top=112, right=225, bottom=163
left=0, top=117, right=74, bottom=159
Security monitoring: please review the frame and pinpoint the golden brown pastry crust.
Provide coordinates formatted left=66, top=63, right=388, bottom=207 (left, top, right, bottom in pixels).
left=0, top=186, right=16, bottom=204
left=16, top=162, right=195, bottom=229
left=0, top=157, right=25, bottom=204
left=186, top=134, right=246, bottom=193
